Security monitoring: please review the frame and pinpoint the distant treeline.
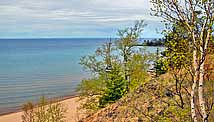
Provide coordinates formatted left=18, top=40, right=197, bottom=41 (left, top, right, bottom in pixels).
left=141, top=38, right=165, bottom=46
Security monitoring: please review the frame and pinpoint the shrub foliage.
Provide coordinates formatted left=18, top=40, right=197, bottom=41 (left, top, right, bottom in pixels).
left=22, top=97, right=66, bottom=122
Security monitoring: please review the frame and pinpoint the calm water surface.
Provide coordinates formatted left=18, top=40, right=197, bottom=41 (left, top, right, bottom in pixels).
left=0, top=38, right=163, bottom=114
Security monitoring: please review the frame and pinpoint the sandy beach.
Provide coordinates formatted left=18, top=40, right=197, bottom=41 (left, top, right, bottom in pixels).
left=0, top=97, right=83, bottom=122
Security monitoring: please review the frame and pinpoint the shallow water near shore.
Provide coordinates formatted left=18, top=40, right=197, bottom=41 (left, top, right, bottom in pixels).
left=0, top=38, right=164, bottom=114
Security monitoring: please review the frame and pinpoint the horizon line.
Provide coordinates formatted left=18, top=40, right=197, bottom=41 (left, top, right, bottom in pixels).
left=0, top=37, right=162, bottom=39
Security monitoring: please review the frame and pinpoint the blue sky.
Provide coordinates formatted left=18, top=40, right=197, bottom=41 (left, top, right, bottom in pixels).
left=0, top=0, right=164, bottom=38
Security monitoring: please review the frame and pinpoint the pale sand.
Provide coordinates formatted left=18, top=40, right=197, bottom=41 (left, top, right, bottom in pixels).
left=0, top=97, right=84, bottom=122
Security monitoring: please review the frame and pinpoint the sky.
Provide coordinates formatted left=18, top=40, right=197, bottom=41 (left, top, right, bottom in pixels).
left=0, top=0, right=164, bottom=38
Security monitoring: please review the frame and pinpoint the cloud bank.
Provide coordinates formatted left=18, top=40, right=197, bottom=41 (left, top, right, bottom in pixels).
left=0, top=0, right=163, bottom=38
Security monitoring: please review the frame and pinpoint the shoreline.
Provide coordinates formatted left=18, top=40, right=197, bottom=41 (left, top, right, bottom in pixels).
left=0, top=93, right=79, bottom=116
left=0, top=95, right=83, bottom=122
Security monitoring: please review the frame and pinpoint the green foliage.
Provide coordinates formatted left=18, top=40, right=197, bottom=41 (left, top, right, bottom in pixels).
left=154, top=57, right=167, bottom=75
left=79, top=1, right=214, bottom=121
left=115, top=20, right=149, bottom=91
left=81, top=76, right=192, bottom=122
left=78, top=42, right=119, bottom=112
left=158, top=98, right=191, bottom=122
left=78, top=20, right=151, bottom=113
left=160, top=24, right=192, bottom=72
left=77, top=76, right=106, bottom=97
left=153, top=48, right=167, bottom=76
left=22, top=97, right=66, bottom=122
left=116, top=20, right=146, bottom=63
left=128, top=52, right=151, bottom=91
left=77, top=63, right=127, bottom=111
left=99, top=64, right=126, bottom=107
left=133, top=24, right=193, bottom=121
left=77, top=76, right=106, bottom=111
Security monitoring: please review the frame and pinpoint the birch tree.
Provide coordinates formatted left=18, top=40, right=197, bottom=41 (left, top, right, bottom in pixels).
left=150, top=0, right=214, bottom=121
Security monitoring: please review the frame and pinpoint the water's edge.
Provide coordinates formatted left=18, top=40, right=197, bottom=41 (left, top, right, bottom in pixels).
left=0, top=93, right=79, bottom=116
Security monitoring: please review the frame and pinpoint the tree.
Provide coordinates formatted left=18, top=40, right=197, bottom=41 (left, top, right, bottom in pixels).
left=151, top=0, right=214, bottom=121
left=115, top=20, right=146, bottom=91
left=162, top=24, right=193, bottom=115
left=78, top=21, right=152, bottom=113
left=99, top=63, right=127, bottom=107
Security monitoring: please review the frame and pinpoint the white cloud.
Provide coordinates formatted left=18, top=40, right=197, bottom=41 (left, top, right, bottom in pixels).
left=0, top=0, right=163, bottom=38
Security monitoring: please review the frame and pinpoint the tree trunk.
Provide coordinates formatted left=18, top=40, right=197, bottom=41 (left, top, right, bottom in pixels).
left=198, top=32, right=210, bottom=122
left=191, top=49, right=198, bottom=122
left=198, top=58, right=208, bottom=122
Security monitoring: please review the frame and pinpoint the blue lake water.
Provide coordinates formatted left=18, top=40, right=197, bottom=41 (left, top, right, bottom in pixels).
left=0, top=38, right=163, bottom=114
